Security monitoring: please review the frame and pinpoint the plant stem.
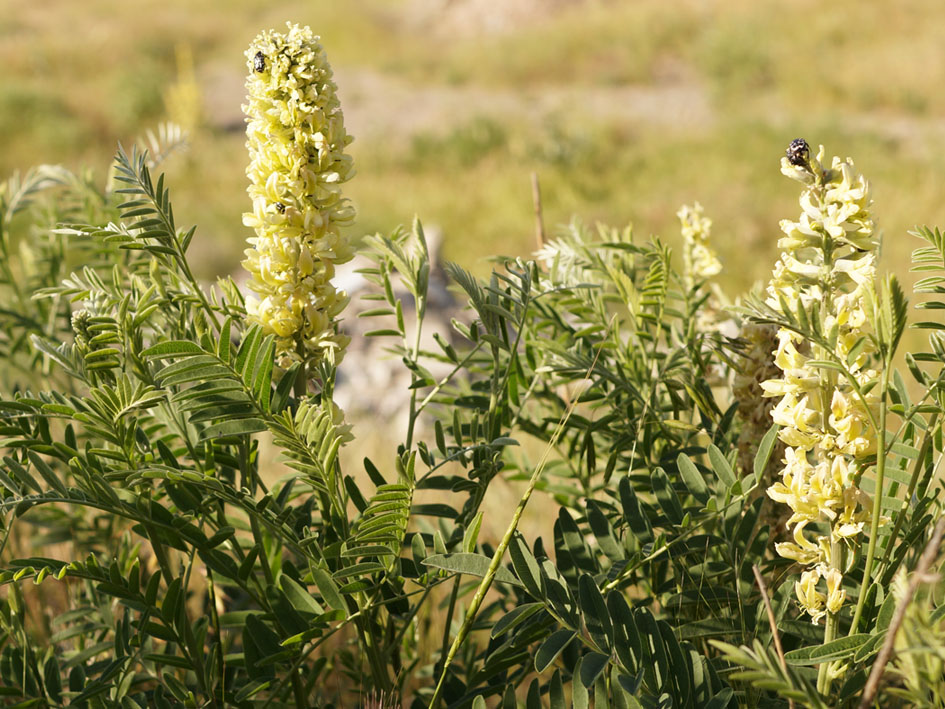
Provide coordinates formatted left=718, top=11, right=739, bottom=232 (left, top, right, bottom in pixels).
left=817, top=608, right=839, bottom=693
left=206, top=568, right=226, bottom=699
left=176, top=251, right=222, bottom=334
left=850, top=363, right=892, bottom=635
left=435, top=577, right=460, bottom=679
left=428, top=345, right=594, bottom=707
left=753, top=565, right=795, bottom=709
left=293, top=356, right=308, bottom=403
left=239, top=438, right=275, bottom=589
left=290, top=671, right=307, bottom=708
left=404, top=292, right=426, bottom=452
left=878, top=414, right=938, bottom=572
left=354, top=602, right=392, bottom=694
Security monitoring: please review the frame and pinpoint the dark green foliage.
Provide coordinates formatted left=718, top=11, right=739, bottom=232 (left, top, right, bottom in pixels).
left=0, top=134, right=944, bottom=709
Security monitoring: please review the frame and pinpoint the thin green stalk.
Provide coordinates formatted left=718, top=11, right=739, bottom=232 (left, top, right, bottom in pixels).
left=429, top=349, right=593, bottom=708
left=205, top=568, right=226, bottom=700
left=391, top=583, right=433, bottom=651
left=293, top=356, right=308, bottom=403
left=878, top=413, right=938, bottom=573
left=435, top=577, right=461, bottom=680
left=414, top=341, right=485, bottom=417
left=354, top=599, right=392, bottom=693
left=290, top=671, right=307, bottom=708
left=404, top=292, right=427, bottom=452
left=850, top=364, right=892, bottom=635
left=239, top=439, right=275, bottom=588
left=176, top=250, right=222, bottom=334
left=817, top=539, right=843, bottom=694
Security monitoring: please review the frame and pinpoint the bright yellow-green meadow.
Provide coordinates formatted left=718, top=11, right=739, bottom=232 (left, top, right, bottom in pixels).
left=5, top=0, right=945, bottom=290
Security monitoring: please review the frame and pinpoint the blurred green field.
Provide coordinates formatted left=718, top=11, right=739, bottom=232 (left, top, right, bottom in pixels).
left=4, top=0, right=945, bottom=296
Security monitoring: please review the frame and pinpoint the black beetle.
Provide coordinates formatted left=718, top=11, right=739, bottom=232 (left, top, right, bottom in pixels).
left=786, top=138, right=810, bottom=168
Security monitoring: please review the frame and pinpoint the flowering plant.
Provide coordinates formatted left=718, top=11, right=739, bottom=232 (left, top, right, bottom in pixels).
left=0, top=25, right=943, bottom=708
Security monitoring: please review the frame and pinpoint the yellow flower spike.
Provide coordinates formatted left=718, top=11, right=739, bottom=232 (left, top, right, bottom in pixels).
left=761, top=139, right=881, bottom=628
left=242, top=23, right=355, bottom=365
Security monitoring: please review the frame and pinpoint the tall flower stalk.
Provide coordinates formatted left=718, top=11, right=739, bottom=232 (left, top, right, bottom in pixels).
left=241, top=23, right=356, bottom=368
left=759, top=140, right=882, bottom=687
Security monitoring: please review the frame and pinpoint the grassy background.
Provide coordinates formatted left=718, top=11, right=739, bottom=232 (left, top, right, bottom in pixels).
left=4, top=0, right=945, bottom=294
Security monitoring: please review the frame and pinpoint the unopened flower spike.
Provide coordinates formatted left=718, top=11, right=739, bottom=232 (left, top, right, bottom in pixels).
left=241, top=23, right=356, bottom=367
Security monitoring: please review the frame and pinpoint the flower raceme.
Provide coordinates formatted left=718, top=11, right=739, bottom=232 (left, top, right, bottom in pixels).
left=241, top=23, right=355, bottom=365
left=678, top=202, right=721, bottom=288
left=762, top=140, right=878, bottom=624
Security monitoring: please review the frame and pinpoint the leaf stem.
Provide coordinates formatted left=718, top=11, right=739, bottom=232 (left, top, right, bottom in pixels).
left=429, top=340, right=599, bottom=708
left=850, top=363, right=892, bottom=635
left=878, top=413, right=938, bottom=573
left=435, top=576, right=460, bottom=684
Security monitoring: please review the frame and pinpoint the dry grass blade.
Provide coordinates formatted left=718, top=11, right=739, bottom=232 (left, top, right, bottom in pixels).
left=753, top=564, right=794, bottom=709
left=858, top=516, right=945, bottom=708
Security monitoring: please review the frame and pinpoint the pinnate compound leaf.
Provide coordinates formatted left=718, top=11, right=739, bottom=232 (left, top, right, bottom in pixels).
left=708, top=444, right=736, bottom=490
left=783, top=634, right=871, bottom=666
left=535, top=629, right=575, bottom=673
left=579, top=652, right=610, bottom=688
left=676, top=453, right=708, bottom=503
left=142, top=341, right=205, bottom=358
left=509, top=534, right=543, bottom=599
left=422, top=553, right=522, bottom=587
left=578, top=574, right=613, bottom=652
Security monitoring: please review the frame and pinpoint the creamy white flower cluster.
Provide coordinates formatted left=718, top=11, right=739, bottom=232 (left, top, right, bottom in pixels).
left=242, top=23, right=355, bottom=364
left=763, top=141, right=878, bottom=623
left=678, top=202, right=722, bottom=287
